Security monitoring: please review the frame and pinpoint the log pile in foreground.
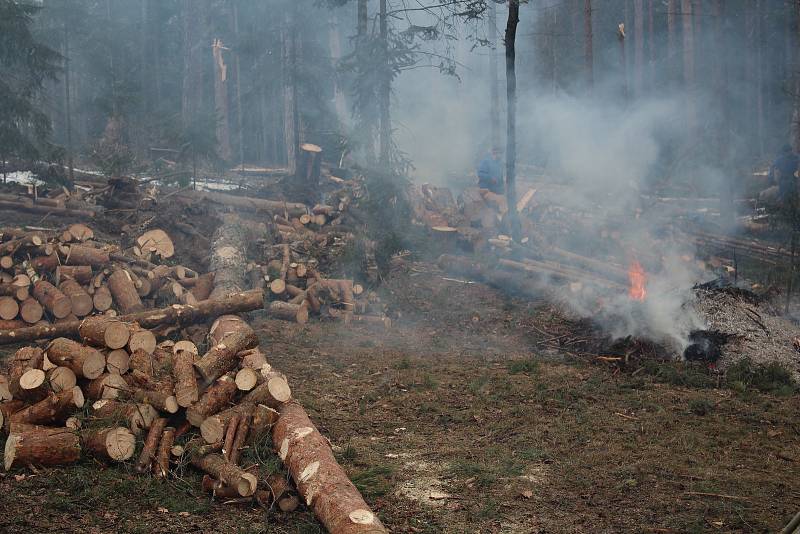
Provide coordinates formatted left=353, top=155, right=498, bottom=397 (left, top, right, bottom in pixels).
left=0, top=306, right=386, bottom=532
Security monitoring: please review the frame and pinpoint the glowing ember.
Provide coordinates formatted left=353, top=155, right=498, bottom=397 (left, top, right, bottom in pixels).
left=628, top=260, right=647, bottom=301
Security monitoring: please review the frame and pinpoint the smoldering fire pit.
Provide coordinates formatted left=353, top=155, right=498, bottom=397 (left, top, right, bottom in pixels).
left=683, top=330, right=731, bottom=364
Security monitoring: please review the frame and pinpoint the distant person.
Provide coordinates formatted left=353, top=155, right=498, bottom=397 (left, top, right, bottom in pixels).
left=769, top=144, right=799, bottom=202
left=477, top=147, right=504, bottom=195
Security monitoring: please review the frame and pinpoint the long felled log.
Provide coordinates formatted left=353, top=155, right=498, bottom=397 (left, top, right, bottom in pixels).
left=0, top=200, right=95, bottom=219
left=178, top=190, right=308, bottom=217
left=209, top=214, right=249, bottom=301
left=0, top=289, right=265, bottom=345
left=273, top=401, right=387, bottom=533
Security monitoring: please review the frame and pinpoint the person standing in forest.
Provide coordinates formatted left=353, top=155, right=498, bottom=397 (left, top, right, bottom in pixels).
left=764, top=144, right=800, bottom=203
left=477, top=147, right=504, bottom=194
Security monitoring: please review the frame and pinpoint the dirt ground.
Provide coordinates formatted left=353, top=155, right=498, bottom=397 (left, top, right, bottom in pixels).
left=1, top=262, right=798, bottom=533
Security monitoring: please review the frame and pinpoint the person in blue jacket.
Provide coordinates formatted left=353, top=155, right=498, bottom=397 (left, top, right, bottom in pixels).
left=477, top=147, right=504, bottom=194
left=769, top=144, right=799, bottom=202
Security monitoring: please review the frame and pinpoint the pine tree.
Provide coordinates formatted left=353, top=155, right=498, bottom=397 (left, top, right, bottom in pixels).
left=0, top=0, right=60, bottom=176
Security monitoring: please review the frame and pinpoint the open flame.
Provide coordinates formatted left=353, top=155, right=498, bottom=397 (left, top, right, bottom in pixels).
left=628, top=260, right=647, bottom=301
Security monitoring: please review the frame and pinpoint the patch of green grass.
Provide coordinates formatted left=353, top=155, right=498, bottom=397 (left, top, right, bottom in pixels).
left=642, top=361, right=714, bottom=388
left=350, top=465, right=394, bottom=499
left=447, top=460, right=497, bottom=487
left=516, top=447, right=548, bottom=462
left=476, top=497, right=500, bottom=519
left=421, top=373, right=439, bottom=390
left=341, top=442, right=358, bottom=463
left=392, top=357, right=412, bottom=370
left=508, top=358, right=540, bottom=375
left=725, top=358, right=797, bottom=395
left=688, top=398, right=714, bottom=416
left=468, top=374, right=490, bottom=394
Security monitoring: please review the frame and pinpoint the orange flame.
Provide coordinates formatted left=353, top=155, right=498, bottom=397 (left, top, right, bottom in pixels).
left=628, top=260, right=647, bottom=301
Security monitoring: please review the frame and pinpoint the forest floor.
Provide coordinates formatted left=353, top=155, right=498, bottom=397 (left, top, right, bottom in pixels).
left=1, top=262, right=798, bottom=533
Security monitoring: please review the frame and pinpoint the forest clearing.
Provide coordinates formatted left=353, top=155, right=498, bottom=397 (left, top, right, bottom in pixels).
left=1, top=0, right=800, bottom=533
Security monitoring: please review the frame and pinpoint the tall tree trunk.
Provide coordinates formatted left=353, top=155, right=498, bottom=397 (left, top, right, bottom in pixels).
left=212, top=39, right=232, bottom=162
left=648, top=0, right=655, bottom=90
left=328, top=10, right=348, bottom=128
left=233, top=2, right=244, bottom=170
left=792, top=0, right=800, bottom=152
left=505, top=0, right=520, bottom=240
left=667, top=0, right=677, bottom=85
left=681, top=0, right=694, bottom=88
left=617, top=23, right=628, bottom=101
left=584, top=0, right=593, bottom=91
left=106, top=0, right=117, bottom=118
left=681, top=0, right=695, bottom=139
left=182, top=0, right=199, bottom=129
left=378, top=0, right=391, bottom=166
left=282, top=6, right=299, bottom=173
left=634, top=0, right=644, bottom=96
left=489, top=1, right=501, bottom=147
left=755, top=0, right=765, bottom=157
left=63, top=22, right=74, bottom=184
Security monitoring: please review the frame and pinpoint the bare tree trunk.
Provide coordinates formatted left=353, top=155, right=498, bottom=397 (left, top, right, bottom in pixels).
left=63, top=23, right=74, bottom=184
left=648, top=0, right=655, bottom=90
left=755, top=0, right=765, bottom=157
left=233, top=2, right=244, bottom=170
left=378, top=0, right=391, bottom=166
left=488, top=1, right=501, bottom=147
left=182, top=0, right=201, bottom=129
left=618, top=24, right=628, bottom=101
left=106, top=0, right=117, bottom=118
left=505, top=0, right=520, bottom=240
left=282, top=6, right=298, bottom=174
left=667, top=0, right=677, bottom=85
left=792, top=0, right=800, bottom=152
left=328, top=10, right=348, bottom=128
left=584, top=0, right=593, bottom=91
left=681, top=0, right=694, bottom=88
left=212, top=39, right=232, bottom=162
left=634, top=0, right=644, bottom=97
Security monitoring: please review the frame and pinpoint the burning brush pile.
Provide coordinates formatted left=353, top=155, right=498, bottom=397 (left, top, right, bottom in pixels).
left=424, top=180, right=800, bottom=378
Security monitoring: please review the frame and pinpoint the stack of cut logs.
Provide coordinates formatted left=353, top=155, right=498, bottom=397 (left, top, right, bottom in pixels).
left=0, top=224, right=214, bottom=330
left=261, top=240, right=390, bottom=330
left=0, top=314, right=299, bottom=511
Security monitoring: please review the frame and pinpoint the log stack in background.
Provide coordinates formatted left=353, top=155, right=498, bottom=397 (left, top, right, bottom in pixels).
left=0, top=224, right=215, bottom=332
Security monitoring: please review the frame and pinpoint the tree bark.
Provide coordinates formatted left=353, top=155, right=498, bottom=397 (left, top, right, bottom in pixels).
left=584, top=0, right=593, bottom=91
left=378, top=0, right=391, bottom=166
left=282, top=4, right=299, bottom=174
left=504, top=1, right=521, bottom=241
left=33, top=280, right=72, bottom=319
left=107, top=269, right=144, bottom=314
left=46, top=338, right=105, bottom=379
left=4, top=427, right=81, bottom=470
left=194, top=328, right=258, bottom=386
left=634, top=0, right=644, bottom=96
left=667, top=0, right=677, bottom=84
left=488, top=1, right=501, bottom=147
left=192, top=453, right=258, bottom=497
left=9, top=386, right=84, bottom=426
left=273, top=401, right=387, bottom=532
left=793, top=0, right=800, bottom=152
left=186, top=374, right=237, bottom=426
left=212, top=39, right=232, bottom=161
left=173, top=350, right=199, bottom=408
left=78, top=316, right=131, bottom=349
left=135, top=416, right=167, bottom=472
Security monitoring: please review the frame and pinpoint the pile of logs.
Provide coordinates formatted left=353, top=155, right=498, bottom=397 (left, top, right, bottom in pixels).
left=0, top=314, right=383, bottom=529
left=261, top=241, right=390, bottom=329
left=0, top=224, right=214, bottom=332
